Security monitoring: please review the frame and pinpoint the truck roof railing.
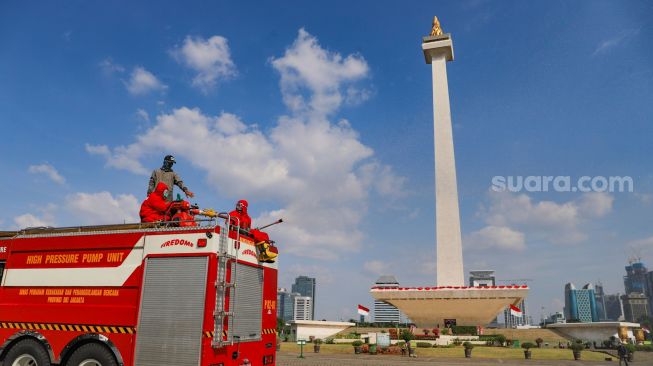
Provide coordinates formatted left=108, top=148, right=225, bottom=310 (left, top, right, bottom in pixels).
left=0, top=218, right=222, bottom=239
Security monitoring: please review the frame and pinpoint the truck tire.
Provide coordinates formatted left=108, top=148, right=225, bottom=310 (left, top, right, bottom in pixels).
left=4, top=338, right=51, bottom=366
left=65, top=343, right=117, bottom=366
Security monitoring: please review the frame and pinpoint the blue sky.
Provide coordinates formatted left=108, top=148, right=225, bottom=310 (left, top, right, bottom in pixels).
left=1, top=0, right=652, bottom=322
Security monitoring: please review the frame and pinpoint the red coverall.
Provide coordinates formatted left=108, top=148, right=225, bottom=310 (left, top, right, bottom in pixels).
left=229, top=199, right=252, bottom=230
left=140, top=182, right=171, bottom=223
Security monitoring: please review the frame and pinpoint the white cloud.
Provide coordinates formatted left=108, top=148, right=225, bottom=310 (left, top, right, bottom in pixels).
left=345, top=87, right=372, bottom=106
left=171, top=35, right=236, bottom=92
left=85, top=143, right=148, bottom=175
left=577, top=192, right=614, bottom=218
left=466, top=225, right=526, bottom=251
left=271, top=28, right=369, bottom=117
left=473, top=191, right=613, bottom=247
left=627, top=236, right=653, bottom=250
left=13, top=204, right=57, bottom=229
left=592, top=28, right=640, bottom=56
left=14, top=214, right=54, bottom=229
left=125, top=66, right=167, bottom=95
left=86, top=29, right=404, bottom=260
left=28, top=163, right=66, bottom=185
left=136, top=108, right=150, bottom=122
left=65, top=192, right=140, bottom=225
left=99, top=58, right=125, bottom=76
left=363, top=260, right=386, bottom=276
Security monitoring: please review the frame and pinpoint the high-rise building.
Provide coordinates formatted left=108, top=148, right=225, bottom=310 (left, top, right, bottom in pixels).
left=620, top=293, right=649, bottom=323
left=469, top=271, right=498, bottom=327
left=293, top=296, right=312, bottom=321
left=504, top=299, right=528, bottom=328
left=604, top=294, right=624, bottom=321
left=646, top=271, right=653, bottom=316
left=624, top=262, right=648, bottom=295
left=594, top=283, right=608, bottom=321
left=373, top=276, right=401, bottom=324
left=564, top=283, right=599, bottom=323
left=292, top=276, right=316, bottom=320
left=277, top=288, right=299, bottom=322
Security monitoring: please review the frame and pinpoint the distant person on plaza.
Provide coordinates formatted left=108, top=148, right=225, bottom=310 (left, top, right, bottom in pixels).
left=617, top=342, right=629, bottom=366
left=140, top=182, right=171, bottom=223
left=147, top=155, right=194, bottom=202
left=229, top=199, right=251, bottom=230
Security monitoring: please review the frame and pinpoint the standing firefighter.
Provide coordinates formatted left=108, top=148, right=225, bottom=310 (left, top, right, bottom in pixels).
left=229, top=199, right=252, bottom=230
left=148, top=155, right=194, bottom=202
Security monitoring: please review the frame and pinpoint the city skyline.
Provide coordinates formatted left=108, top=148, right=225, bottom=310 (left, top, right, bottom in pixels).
left=1, top=1, right=652, bottom=322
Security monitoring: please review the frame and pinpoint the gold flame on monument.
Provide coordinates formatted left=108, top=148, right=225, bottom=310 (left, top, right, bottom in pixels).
left=430, top=16, right=443, bottom=37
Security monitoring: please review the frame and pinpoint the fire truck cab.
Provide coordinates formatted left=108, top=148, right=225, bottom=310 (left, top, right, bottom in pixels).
left=0, top=215, right=278, bottom=366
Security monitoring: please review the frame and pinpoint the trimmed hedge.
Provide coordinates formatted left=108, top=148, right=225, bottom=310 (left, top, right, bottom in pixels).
left=451, top=326, right=477, bottom=335
left=478, top=335, right=503, bottom=341
left=416, top=342, right=432, bottom=348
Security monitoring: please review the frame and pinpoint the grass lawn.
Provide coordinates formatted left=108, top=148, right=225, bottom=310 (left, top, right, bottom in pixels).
left=280, top=343, right=609, bottom=361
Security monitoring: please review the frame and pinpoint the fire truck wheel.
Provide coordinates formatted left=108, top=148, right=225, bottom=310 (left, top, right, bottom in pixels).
left=4, top=338, right=51, bottom=366
left=65, top=343, right=117, bottom=366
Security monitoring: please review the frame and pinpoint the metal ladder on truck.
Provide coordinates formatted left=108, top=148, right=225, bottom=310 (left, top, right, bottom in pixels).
left=212, top=215, right=240, bottom=347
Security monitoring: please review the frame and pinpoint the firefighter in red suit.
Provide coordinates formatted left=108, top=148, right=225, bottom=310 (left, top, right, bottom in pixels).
left=229, top=199, right=277, bottom=262
left=229, top=199, right=251, bottom=230
left=140, top=182, right=172, bottom=223
left=250, top=228, right=278, bottom=263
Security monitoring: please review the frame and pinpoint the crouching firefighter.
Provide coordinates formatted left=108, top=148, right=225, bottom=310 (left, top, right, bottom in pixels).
left=249, top=218, right=283, bottom=263
left=250, top=229, right=278, bottom=263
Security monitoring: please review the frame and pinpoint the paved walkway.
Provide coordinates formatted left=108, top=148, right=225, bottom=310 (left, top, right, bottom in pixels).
left=277, top=351, right=648, bottom=365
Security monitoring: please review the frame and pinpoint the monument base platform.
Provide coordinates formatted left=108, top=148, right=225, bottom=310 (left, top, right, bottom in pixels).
left=371, top=285, right=528, bottom=328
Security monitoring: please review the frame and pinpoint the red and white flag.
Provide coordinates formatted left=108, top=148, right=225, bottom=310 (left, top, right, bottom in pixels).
left=509, top=304, right=523, bottom=318
left=357, top=304, right=370, bottom=316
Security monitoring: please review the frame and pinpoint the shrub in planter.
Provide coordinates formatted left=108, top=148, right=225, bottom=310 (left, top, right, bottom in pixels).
left=522, top=342, right=535, bottom=359
left=506, top=339, right=514, bottom=347
left=495, top=334, right=506, bottom=347
left=400, top=329, right=416, bottom=357
left=535, top=338, right=543, bottom=348
left=635, top=344, right=653, bottom=352
left=570, top=341, right=584, bottom=360
left=625, top=344, right=636, bottom=362
left=452, top=326, right=477, bottom=335
left=463, top=342, right=474, bottom=358
left=602, top=340, right=612, bottom=349
left=352, top=340, right=363, bottom=354
left=386, top=346, right=402, bottom=355
left=313, top=338, right=322, bottom=353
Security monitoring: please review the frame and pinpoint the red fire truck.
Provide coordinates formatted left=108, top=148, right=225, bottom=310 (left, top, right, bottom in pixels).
left=0, top=214, right=278, bottom=366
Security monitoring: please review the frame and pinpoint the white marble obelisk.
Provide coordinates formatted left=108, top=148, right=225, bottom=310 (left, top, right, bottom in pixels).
left=422, top=34, right=464, bottom=287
